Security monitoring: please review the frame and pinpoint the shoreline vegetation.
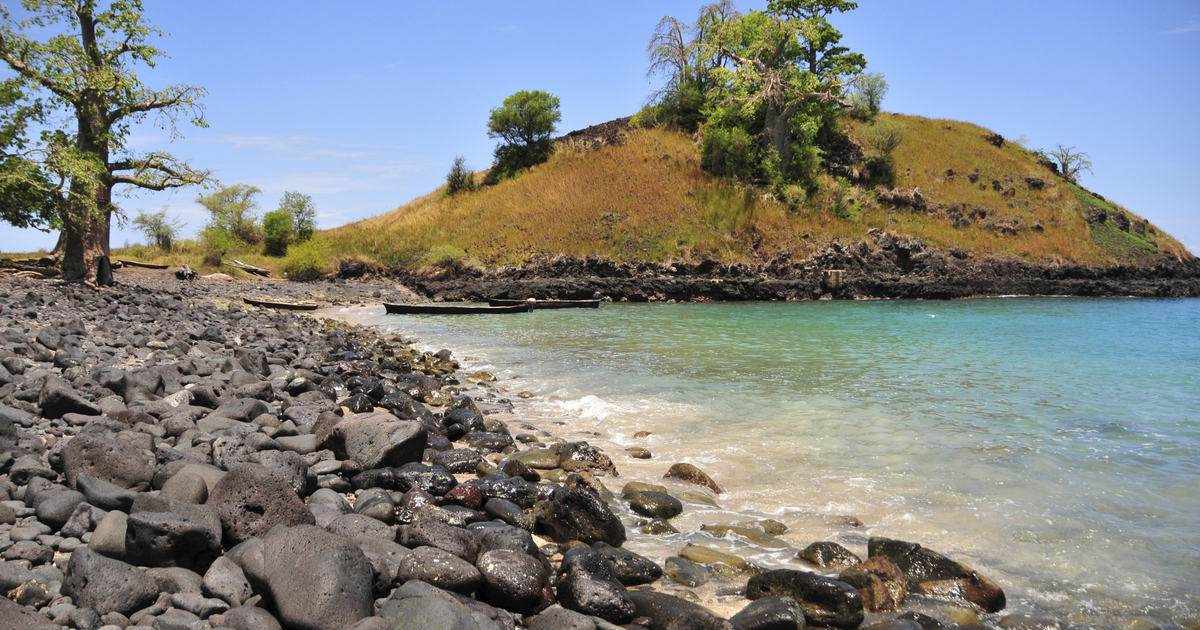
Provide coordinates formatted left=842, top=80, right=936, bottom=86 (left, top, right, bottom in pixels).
left=0, top=268, right=1090, bottom=630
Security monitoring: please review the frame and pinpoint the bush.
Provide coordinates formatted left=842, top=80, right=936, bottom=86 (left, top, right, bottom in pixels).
left=446, top=156, right=477, bottom=195
left=196, top=185, right=263, bottom=244
left=849, top=73, right=889, bottom=120
left=262, top=208, right=294, bottom=257
left=863, top=118, right=905, bottom=159
left=280, top=238, right=330, bottom=281
left=488, top=90, right=562, bottom=180
left=701, top=126, right=757, bottom=180
left=278, top=191, right=317, bottom=242
left=131, top=208, right=184, bottom=252
left=199, top=224, right=239, bottom=267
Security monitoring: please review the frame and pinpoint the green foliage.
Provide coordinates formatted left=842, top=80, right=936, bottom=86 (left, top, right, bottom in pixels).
left=831, top=175, right=861, bottom=221
left=197, top=185, right=262, bottom=244
left=131, top=208, right=185, bottom=252
left=280, top=238, right=330, bottom=281
left=262, top=208, right=294, bottom=257
left=862, top=118, right=905, bottom=159
left=278, top=191, right=316, bottom=241
left=702, top=126, right=757, bottom=180
left=425, top=245, right=468, bottom=270
left=445, top=156, right=477, bottom=195
left=764, top=0, right=865, bottom=76
left=199, top=224, right=238, bottom=267
left=0, top=157, right=58, bottom=230
left=487, top=90, right=562, bottom=179
left=849, top=72, right=888, bottom=119
left=0, top=0, right=211, bottom=278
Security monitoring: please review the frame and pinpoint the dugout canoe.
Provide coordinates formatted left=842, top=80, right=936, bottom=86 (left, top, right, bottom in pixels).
left=243, top=297, right=321, bottom=311
left=487, top=298, right=601, bottom=309
left=384, top=302, right=532, bottom=315
left=118, top=259, right=169, bottom=270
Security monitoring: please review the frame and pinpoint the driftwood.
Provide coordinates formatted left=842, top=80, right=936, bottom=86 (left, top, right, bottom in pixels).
left=175, top=263, right=197, bottom=281
left=225, top=260, right=271, bottom=277
left=118, top=259, right=169, bottom=270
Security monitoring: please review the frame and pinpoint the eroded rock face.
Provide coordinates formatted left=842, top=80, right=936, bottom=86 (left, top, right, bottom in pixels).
left=747, top=569, right=865, bottom=630
left=868, top=537, right=1005, bottom=613
left=241, top=525, right=375, bottom=630
left=206, top=463, right=315, bottom=545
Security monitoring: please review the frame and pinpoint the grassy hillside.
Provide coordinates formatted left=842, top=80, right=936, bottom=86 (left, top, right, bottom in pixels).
left=318, top=115, right=1186, bottom=273
left=80, top=113, right=1188, bottom=278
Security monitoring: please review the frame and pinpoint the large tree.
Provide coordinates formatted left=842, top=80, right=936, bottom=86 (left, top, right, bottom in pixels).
left=0, top=0, right=210, bottom=282
left=487, top=90, right=561, bottom=179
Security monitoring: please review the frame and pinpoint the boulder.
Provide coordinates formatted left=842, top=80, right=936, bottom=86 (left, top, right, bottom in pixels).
left=206, top=463, right=315, bottom=545
left=62, top=547, right=159, bottom=616
left=0, top=596, right=47, bottom=629
left=124, top=511, right=222, bottom=573
left=220, top=606, right=284, bottom=630
left=145, top=566, right=205, bottom=594
left=868, top=537, right=1005, bottom=613
left=39, top=375, right=101, bottom=418
left=378, top=580, right=507, bottom=630
left=396, top=546, right=483, bottom=595
left=535, top=486, right=625, bottom=547
left=34, top=489, right=86, bottom=529
left=797, top=542, right=861, bottom=569
left=625, top=490, right=683, bottom=519
left=664, top=463, right=722, bottom=494
left=627, top=590, right=719, bottom=630
left=400, top=517, right=479, bottom=562
left=76, top=472, right=139, bottom=512
left=729, top=595, right=806, bottom=630
left=840, top=557, right=907, bottom=612
left=529, top=605, right=598, bottom=630
left=477, top=548, right=547, bottom=614
left=747, top=570, right=864, bottom=630
left=202, top=556, right=253, bottom=607
left=556, top=547, right=635, bottom=624
left=241, top=525, right=374, bottom=630
left=592, top=541, right=663, bottom=586
left=326, top=412, right=427, bottom=470
left=326, top=513, right=397, bottom=542
left=62, top=433, right=155, bottom=491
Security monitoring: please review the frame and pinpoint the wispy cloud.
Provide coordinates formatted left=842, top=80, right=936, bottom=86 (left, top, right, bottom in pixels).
left=494, top=24, right=520, bottom=34
left=1165, top=17, right=1200, bottom=34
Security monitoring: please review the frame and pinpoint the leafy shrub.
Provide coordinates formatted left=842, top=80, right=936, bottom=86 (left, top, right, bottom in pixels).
left=278, top=191, right=317, bottom=241
left=199, top=224, right=239, bottom=267
left=446, top=156, right=477, bottom=195
left=131, top=208, right=184, bottom=252
left=849, top=73, right=889, bottom=120
left=701, top=126, right=757, bottom=180
left=280, top=238, right=330, bottom=281
left=262, top=208, right=294, bottom=257
left=863, top=119, right=906, bottom=159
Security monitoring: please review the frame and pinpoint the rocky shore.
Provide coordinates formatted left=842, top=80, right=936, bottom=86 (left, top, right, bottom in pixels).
left=0, top=269, right=1045, bottom=630
left=354, top=234, right=1200, bottom=302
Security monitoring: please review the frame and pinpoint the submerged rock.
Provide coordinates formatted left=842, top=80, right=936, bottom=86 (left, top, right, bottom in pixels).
left=868, top=537, right=1005, bottom=613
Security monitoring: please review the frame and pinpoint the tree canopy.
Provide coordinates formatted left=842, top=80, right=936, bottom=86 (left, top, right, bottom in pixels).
left=487, top=90, right=561, bottom=179
left=0, top=0, right=210, bottom=281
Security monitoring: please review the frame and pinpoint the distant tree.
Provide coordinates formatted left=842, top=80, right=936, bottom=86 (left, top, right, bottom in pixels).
left=850, top=72, right=888, bottom=119
left=131, top=207, right=184, bottom=251
left=1047, top=145, right=1093, bottom=183
left=197, top=185, right=262, bottom=244
left=261, top=208, right=294, bottom=257
left=0, top=0, right=211, bottom=282
left=445, top=156, right=477, bottom=195
left=487, top=90, right=562, bottom=179
left=277, top=191, right=316, bottom=241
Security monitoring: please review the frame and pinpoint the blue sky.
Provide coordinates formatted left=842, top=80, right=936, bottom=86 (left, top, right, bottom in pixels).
left=2, top=0, right=1198, bottom=254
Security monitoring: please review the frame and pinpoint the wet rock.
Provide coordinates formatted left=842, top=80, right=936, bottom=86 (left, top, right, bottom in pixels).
left=511, top=448, right=559, bottom=469
left=747, top=570, right=864, bottom=630
left=679, top=544, right=760, bottom=577
left=484, top=497, right=534, bottom=531
left=797, top=542, right=861, bottom=569
left=729, top=595, right=806, bottom=630
left=124, top=511, right=222, bottom=573
left=627, top=590, right=718, bottom=630
left=862, top=621, right=922, bottom=630
left=326, top=412, right=427, bottom=469
left=894, top=611, right=950, bottom=630
left=501, top=458, right=541, bottom=482
left=592, top=541, right=663, bottom=586
left=535, top=486, right=625, bottom=547
left=206, top=463, right=315, bottom=545
left=354, top=488, right=396, bottom=524
left=668, top=610, right=740, bottom=630
left=840, top=557, right=907, bottom=612
left=475, top=523, right=541, bottom=559
left=434, top=448, right=484, bottom=474
left=62, top=433, right=155, bottom=491
left=664, top=463, right=722, bottom=494
left=62, top=547, right=159, bottom=616
left=556, top=547, right=635, bottom=624
left=626, top=490, right=683, bottom=519
left=701, top=525, right=787, bottom=548
left=643, top=518, right=679, bottom=535
left=400, top=517, right=479, bottom=562
left=396, top=545, right=482, bottom=594
left=241, top=525, right=374, bottom=630
left=868, top=537, right=1005, bottom=613
left=445, top=483, right=484, bottom=510
left=476, top=548, right=547, bottom=614
left=558, top=441, right=617, bottom=476
left=477, top=475, right=538, bottom=509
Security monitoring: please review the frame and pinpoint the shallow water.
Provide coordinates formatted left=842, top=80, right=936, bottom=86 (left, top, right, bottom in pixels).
left=336, top=297, right=1200, bottom=627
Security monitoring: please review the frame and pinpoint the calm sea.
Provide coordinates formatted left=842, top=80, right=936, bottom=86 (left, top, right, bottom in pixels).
left=339, top=298, right=1200, bottom=627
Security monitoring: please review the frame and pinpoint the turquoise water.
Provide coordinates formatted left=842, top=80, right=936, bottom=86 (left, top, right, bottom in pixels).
left=341, top=298, right=1200, bottom=626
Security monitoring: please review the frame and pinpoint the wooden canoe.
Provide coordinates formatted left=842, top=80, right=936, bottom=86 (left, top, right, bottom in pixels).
left=118, top=259, right=169, bottom=270
left=243, top=297, right=321, bottom=311
left=488, top=298, right=601, bottom=309
left=384, top=302, right=531, bottom=315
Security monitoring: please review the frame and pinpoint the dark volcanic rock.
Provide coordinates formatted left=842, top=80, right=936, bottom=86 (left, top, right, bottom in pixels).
left=536, top=486, right=625, bottom=547
left=592, top=541, right=663, bottom=586
left=242, top=525, right=375, bottom=630
left=868, top=536, right=1005, bottom=613
left=62, top=433, right=155, bottom=491
left=798, top=541, right=862, bottom=569
left=730, top=595, right=807, bottom=630
left=379, top=579, right=509, bottom=630
left=206, top=463, right=315, bottom=545
left=556, top=547, right=635, bottom=624
left=124, top=511, right=222, bottom=573
left=477, top=548, right=547, bottom=614
left=62, top=547, right=159, bottom=616
left=625, top=490, right=683, bottom=519
left=400, top=517, right=479, bottom=562
left=327, top=412, right=427, bottom=469
left=396, top=545, right=483, bottom=594
left=747, top=569, right=864, bottom=630
left=38, top=375, right=101, bottom=418
left=76, top=472, right=139, bottom=512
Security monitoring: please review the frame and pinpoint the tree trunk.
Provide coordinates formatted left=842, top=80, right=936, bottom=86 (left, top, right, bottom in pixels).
left=763, top=103, right=794, bottom=166
left=58, top=182, right=112, bottom=283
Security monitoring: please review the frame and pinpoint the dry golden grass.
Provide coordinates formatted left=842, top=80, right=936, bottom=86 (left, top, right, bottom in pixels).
left=105, top=116, right=1187, bottom=272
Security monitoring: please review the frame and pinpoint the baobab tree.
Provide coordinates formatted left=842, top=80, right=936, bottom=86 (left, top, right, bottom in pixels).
left=0, top=0, right=210, bottom=282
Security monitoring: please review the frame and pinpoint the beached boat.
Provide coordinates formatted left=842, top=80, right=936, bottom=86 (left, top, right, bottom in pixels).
left=487, top=298, right=601, bottom=309
left=385, top=302, right=532, bottom=315
left=118, top=259, right=169, bottom=269
left=243, top=297, right=321, bottom=311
